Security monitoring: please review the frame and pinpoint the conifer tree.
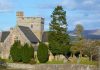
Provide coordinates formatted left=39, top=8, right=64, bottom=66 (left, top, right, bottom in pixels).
left=37, top=42, right=49, bottom=63
left=10, top=40, right=21, bottom=62
left=10, top=41, right=34, bottom=63
left=21, top=43, right=34, bottom=63
left=49, top=6, right=70, bottom=56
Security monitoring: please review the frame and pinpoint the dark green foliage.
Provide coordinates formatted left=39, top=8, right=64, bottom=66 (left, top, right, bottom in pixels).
left=10, top=40, right=21, bottom=62
left=29, top=45, right=34, bottom=58
left=49, top=6, right=70, bottom=56
left=49, top=40, right=60, bottom=56
left=21, top=43, right=34, bottom=63
left=37, top=42, right=49, bottom=63
left=21, top=43, right=30, bottom=63
left=65, top=51, right=71, bottom=58
left=10, top=41, right=34, bottom=63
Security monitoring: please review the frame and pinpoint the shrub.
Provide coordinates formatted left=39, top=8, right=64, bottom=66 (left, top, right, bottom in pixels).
left=29, top=45, right=34, bottom=58
left=21, top=43, right=34, bottom=63
left=37, top=42, right=49, bottom=63
left=10, top=41, right=34, bottom=63
left=10, top=40, right=21, bottom=62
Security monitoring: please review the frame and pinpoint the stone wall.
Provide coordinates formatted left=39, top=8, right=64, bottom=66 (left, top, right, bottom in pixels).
left=7, top=63, right=98, bottom=70
left=0, top=27, right=31, bottom=59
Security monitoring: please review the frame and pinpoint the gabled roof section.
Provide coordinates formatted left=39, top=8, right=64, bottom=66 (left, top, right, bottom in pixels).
left=18, top=26, right=39, bottom=43
left=42, top=32, right=48, bottom=42
left=0, top=31, right=10, bottom=42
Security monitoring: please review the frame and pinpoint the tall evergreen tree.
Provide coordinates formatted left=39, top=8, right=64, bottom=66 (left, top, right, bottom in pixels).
left=49, top=6, right=70, bottom=56
left=10, top=40, right=22, bottom=62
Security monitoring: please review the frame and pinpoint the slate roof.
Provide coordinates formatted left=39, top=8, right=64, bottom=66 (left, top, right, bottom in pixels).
left=0, top=31, right=10, bottom=42
left=0, top=26, right=48, bottom=43
left=18, top=26, right=39, bottom=43
left=42, top=32, right=48, bottom=42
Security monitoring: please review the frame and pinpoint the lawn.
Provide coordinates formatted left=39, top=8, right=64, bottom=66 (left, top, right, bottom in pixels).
left=46, top=57, right=98, bottom=65
left=47, top=60, right=64, bottom=64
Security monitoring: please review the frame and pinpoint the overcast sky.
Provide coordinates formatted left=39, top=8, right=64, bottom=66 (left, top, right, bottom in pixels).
left=0, top=0, right=100, bottom=31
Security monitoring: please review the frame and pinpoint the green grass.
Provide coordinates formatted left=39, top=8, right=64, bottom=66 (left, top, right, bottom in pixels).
left=45, top=57, right=97, bottom=65
left=79, top=57, right=98, bottom=65
left=66, top=57, right=98, bottom=65
left=1, top=56, right=98, bottom=65
left=47, top=60, right=64, bottom=64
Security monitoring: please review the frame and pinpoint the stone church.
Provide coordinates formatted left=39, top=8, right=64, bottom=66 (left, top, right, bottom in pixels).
left=0, top=11, right=48, bottom=59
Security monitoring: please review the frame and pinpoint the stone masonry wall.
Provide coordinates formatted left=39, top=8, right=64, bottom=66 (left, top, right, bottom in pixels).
left=1, top=27, right=31, bottom=59
left=7, top=63, right=98, bottom=70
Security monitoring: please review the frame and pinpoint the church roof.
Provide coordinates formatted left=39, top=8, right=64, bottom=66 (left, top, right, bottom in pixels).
left=18, top=26, right=39, bottom=43
left=0, top=31, right=10, bottom=42
left=0, top=26, right=48, bottom=43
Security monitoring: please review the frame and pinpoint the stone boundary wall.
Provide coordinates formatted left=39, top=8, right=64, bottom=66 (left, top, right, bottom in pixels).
left=6, top=63, right=99, bottom=70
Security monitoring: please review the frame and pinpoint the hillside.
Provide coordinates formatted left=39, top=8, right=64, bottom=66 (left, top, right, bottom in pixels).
left=69, top=29, right=100, bottom=40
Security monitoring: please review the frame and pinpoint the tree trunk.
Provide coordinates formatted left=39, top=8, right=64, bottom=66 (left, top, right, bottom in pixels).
left=54, top=55, right=55, bottom=60
left=80, top=51, right=82, bottom=57
left=78, top=51, right=82, bottom=64
left=72, top=53, right=75, bottom=57
left=90, top=55, right=92, bottom=61
left=71, top=53, right=73, bottom=57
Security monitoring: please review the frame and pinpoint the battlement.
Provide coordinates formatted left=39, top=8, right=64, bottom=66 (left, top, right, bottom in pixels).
left=16, top=11, right=44, bottom=41
left=16, top=11, right=24, bottom=17
left=16, top=11, right=43, bottom=19
left=16, top=11, right=44, bottom=24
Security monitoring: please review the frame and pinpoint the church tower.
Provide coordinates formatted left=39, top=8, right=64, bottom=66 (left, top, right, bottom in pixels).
left=16, top=11, right=44, bottom=41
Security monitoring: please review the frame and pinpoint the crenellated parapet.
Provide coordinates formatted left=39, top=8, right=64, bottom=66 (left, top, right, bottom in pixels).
left=16, top=11, right=44, bottom=41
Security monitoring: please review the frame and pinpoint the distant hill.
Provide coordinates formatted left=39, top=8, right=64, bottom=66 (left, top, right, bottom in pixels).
left=69, top=29, right=100, bottom=40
